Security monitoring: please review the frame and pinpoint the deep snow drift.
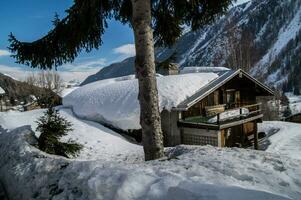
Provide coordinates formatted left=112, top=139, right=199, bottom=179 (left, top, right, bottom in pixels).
left=1, top=109, right=301, bottom=199
left=0, top=109, right=143, bottom=162
left=0, top=126, right=299, bottom=200
left=63, top=73, right=218, bottom=130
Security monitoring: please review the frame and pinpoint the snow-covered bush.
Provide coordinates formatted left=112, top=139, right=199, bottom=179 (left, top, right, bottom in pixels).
left=36, top=108, right=82, bottom=158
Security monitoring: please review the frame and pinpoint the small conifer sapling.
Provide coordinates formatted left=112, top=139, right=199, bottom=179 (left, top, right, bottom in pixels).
left=36, top=107, right=82, bottom=158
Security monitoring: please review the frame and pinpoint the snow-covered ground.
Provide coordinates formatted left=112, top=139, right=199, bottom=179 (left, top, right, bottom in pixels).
left=61, top=86, right=79, bottom=97
left=259, top=121, right=301, bottom=160
left=1, top=109, right=301, bottom=199
left=286, top=93, right=301, bottom=115
left=0, top=109, right=143, bottom=162
left=0, top=126, right=299, bottom=200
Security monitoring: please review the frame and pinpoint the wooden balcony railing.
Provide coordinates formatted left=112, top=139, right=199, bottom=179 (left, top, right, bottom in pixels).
left=215, top=103, right=262, bottom=125
left=181, top=103, right=262, bottom=126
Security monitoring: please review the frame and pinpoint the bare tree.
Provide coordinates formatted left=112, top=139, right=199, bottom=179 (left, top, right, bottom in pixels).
left=52, top=72, right=63, bottom=94
left=25, top=71, right=63, bottom=95
left=220, top=21, right=257, bottom=72
left=25, top=72, right=38, bottom=86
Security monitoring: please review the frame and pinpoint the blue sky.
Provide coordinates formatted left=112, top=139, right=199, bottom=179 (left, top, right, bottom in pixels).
left=0, top=0, right=135, bottom=75
left=0, top=0, right=249, bottom=80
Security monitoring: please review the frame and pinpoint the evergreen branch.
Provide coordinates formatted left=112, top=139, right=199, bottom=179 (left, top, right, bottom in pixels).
left=8, top=0, right=112, bottom=69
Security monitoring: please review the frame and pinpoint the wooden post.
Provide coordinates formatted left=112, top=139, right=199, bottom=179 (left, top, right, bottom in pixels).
left=241, top=124, right=245, bottom=147
left=218, top=130, right=221, bottom=147
left=0, top=97, right=2, bottom=112
left=254, top=122, right=258, bottom=150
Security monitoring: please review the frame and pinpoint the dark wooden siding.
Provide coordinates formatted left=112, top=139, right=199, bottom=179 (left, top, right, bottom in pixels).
left=182, top=74, right=259, bottom=119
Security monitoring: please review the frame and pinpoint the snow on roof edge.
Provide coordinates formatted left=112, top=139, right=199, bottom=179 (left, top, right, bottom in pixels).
left=180, top=66, right=231, bottom=74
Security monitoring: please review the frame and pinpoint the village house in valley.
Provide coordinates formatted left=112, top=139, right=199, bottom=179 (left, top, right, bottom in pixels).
left=64, top=67, right=274, bottom=150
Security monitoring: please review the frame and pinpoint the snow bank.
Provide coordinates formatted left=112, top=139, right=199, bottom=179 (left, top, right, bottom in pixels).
left=0, top=108, right=143, bottom=161
left=63, top=73, right=218, bottom=130
left=0, top=126, right=299, bottom=200
left=259, top=121, right=301, bottom=160
left=61, top=86, right=79, bottom=97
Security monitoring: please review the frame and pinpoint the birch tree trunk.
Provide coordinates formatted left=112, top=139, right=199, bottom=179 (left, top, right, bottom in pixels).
left=131, top=0, right=164, bottom=161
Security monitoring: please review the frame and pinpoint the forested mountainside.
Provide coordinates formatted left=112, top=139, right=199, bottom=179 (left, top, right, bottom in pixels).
left=81, top=57, right=135, bottom=86
left=82, top=0, right=301, bottom=94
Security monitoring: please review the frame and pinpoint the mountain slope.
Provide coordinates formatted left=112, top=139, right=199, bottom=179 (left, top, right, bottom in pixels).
left=82, top=0, right=301, bottom=93
left=80, top=57, right=135, bottom=86
left=0, top=73, right=61, bottom=106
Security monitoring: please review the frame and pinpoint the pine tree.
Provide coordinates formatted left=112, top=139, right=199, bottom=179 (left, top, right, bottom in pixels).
left=9, top=0, right=234, bottom=161
left=36, top=108, right=82, bottom=158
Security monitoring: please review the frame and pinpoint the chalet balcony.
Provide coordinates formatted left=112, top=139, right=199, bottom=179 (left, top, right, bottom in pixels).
left=178, top=103, right=263, bottom=130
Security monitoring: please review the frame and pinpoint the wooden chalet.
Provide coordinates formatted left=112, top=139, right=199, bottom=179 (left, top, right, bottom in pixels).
left=161, top=68, right=274, bottom=149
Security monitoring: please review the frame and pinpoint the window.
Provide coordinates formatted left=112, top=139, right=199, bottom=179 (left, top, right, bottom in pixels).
left=226, top=89, right=236, bottom=108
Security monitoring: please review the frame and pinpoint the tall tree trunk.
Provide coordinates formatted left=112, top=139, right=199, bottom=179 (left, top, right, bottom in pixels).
left=131, top=0, right=164, bottom=161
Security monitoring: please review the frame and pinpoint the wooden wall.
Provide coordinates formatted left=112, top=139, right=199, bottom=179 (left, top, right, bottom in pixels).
left=285, top=114, right=301, bottom=124
left=220, top=121, right=256, bottom=148
left=182, top=74, right=259, bottom=119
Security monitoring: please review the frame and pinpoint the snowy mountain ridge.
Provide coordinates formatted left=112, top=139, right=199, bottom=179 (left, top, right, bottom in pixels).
left=82, top=0, right=301, bottom=93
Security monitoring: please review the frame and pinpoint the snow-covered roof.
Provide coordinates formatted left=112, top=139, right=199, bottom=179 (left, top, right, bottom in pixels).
left=176, top=69, right=274, bottom=111
left=0, top=87, right=5, bottom=95
left=64, top=68, right=273, bottom=131
left=64, top=73, right=219, bottom=130
left=180, top=66, right=230, bottom=74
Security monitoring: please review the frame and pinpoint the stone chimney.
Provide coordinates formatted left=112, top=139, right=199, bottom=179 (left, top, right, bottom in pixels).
left=157, top=63, right=179, bottom=76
